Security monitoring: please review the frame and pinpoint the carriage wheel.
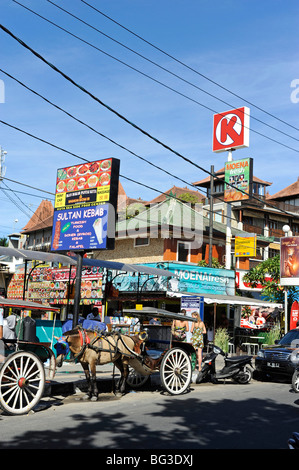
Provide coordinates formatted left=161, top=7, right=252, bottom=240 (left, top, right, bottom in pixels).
left=160, top=347, right=192, bottom=395
left=0, top=351, right=45, bottom=415
left=126, top=366, right=150, bottom=389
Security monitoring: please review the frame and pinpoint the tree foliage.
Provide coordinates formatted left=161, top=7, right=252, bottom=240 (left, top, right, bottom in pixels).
left=243, top=255, right=299, bottom=305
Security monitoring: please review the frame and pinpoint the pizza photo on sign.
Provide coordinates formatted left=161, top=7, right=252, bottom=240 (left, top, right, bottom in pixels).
left=213, top=106, right=250, bottom=153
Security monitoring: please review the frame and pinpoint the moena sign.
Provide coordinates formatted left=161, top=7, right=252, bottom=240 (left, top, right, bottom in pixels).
left=212, top=106, right=250, bottom=153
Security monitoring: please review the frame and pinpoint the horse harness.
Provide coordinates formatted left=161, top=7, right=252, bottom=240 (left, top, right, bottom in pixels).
left=74, top=326, right=142, bottom=362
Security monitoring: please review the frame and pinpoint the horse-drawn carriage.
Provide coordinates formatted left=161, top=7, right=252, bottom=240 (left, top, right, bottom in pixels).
left=0, top=298, right=58, bottom=416
left=123, top=307, right=197, bottom=395
left=55, top=307, right=197, bottom=398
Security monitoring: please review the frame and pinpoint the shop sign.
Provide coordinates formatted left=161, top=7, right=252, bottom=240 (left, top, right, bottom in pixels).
left=280, top=237, right=299, bottom=286
left=212, top=106, right=250, bottom=153
left=7, top=265, right=103, bottom=306
left=49, top=266, right=103, bottom=305
left=180, top=295, right=204, bottom=321
left=51, top=158, right=120, bottom=252
left=112, top=263, right=235, bottom=297
left=224, top=157, right=253, bottom=202
left=235, top=233, right=256, bottom=257
left=236, top=270, right=272, bottom=291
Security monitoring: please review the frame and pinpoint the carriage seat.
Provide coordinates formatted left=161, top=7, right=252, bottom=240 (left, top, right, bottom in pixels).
left=146, top=349, right=164, bottom=360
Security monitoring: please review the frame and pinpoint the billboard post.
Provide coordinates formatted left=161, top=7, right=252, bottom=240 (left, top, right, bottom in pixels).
left=51, top=158, right=120, bottom=326
left=280, top=233, right=299, bottom=334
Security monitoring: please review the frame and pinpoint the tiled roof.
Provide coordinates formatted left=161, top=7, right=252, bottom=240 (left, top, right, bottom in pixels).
left=192, top=167, right=272, bottom=187
left=267, top=178, right=299, bottom=200
left=22, top=200, right=54, bottom=233
left=145, top=185, right=205, bottom=205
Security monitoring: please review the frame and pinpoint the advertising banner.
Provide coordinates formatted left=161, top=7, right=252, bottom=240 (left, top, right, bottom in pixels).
left=240, top=306, right=278, bottom=329
left=180, top=295, right=204, bottom=321
left=224, top=157, right=253, bottom=202
left=212, top=106, right=250, bottom=153
left=290, top=301, right=299, bottom=330
left=112, top=263, right=235, bottom=297
left=280, top=237, right=299, bottom=286
left=51, top=158, right=119, bottom=252
left=235, top=234, right=256, bottom=257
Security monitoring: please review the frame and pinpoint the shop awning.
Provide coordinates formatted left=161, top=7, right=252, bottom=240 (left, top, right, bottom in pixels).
left=123, top=307, right=196, bottom=322
left=0, top=246, right=77, bottom=265
left=0, top=297, right=60, bottom=312
left=166, top=291, right=283, bottom=308
left=76, top=256, right=176, bottom=278
left=0, top=246, right=176, bottom=278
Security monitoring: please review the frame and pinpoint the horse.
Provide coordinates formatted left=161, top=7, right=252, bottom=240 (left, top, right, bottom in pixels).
left=55, top=326, right=146, bottom=400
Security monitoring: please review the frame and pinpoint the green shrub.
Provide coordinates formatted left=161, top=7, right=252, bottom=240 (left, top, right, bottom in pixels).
left=263, top=325, right=281, bottom=346
left=214, top=328, right=230, bottom=353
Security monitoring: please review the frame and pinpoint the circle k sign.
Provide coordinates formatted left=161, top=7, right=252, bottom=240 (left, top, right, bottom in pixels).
left=212, top=106, right=250, bottom=153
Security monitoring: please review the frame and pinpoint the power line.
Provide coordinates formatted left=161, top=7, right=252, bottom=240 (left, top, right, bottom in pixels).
left=81, top=0, right=299, bottom=134
left=13, top=0, right=299, bottom=150
left=4, top=65, right=293, bottom=230
left=2, top=176, right=55, bottom=196
left=0, top=64, right=292, bottom=226
left=1, top=22, right=297, bottom=218
left=44, top=0, right=299, bottom=144
left=0, top=68, right=216, bottom=203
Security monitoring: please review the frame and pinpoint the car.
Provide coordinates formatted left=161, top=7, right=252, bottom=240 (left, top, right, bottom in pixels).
left=255, top=328, right=299, bottom=380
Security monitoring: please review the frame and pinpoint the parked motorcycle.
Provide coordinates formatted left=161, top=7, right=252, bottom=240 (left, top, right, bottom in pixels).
left=196, top=344, right=253, bottom=384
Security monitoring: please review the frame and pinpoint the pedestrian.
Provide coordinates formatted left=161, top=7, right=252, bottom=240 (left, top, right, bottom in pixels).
left=172, top=309, right=189, bottom=342
left=190, top=311, right=206, bottom=370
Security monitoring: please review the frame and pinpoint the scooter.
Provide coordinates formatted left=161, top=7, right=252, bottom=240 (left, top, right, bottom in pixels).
left=196, top=344, right=253, bottom=384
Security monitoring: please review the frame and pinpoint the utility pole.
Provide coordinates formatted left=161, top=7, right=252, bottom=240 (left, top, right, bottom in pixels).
left=209, top=165, right=214, bottom=267
left=0, top=146, right=7, bottom=181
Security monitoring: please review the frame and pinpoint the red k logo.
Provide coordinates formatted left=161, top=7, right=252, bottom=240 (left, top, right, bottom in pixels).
left=212, top=107, right=250, bottom=153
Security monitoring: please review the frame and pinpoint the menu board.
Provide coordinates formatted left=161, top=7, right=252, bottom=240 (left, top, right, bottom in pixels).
left=51, top=158, right=120, bottom=252
left=7, top=265, right=103, bottom=306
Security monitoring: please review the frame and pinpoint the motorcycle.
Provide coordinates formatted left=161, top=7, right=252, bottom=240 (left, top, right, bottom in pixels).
left=196, top=344, right=253, bottom=384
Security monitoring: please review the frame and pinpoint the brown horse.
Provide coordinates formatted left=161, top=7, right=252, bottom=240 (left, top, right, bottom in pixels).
left=55, top=326, right=146, bottom=400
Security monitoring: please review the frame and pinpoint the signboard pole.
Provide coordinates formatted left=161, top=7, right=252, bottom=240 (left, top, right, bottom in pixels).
left=225, top=150, right=233, bottom=270
left=285, top=288, right=288, bottom=334
left=209, top=165, right=214, bottom=267
left=73, top=251, right=83, bottom=328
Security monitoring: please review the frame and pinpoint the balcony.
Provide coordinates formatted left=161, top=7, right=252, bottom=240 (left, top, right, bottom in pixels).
left=242, top=223, right=263, bottom=235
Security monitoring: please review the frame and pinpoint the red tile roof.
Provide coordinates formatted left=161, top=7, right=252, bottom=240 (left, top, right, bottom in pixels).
left=193, top=167, right=272, bottom=187
left=268, top=177, right=299, bottom=200
left=22, top=200, right=54, bottom=233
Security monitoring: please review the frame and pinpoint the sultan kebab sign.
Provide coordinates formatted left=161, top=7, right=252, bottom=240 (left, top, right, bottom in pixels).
left=51, top=158, right=120, bottom=252
left=212, top=106, right=250, bottom=153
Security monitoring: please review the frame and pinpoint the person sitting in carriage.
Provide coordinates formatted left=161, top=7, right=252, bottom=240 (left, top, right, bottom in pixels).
left=87, top=307, right=100, bottom=321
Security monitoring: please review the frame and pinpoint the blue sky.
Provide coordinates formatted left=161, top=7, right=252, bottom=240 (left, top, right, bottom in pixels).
left=0, top=0, right=298, bottom=237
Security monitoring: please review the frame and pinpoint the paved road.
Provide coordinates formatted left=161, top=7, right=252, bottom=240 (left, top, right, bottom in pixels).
left=1, top=374, right=299, bottom=450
